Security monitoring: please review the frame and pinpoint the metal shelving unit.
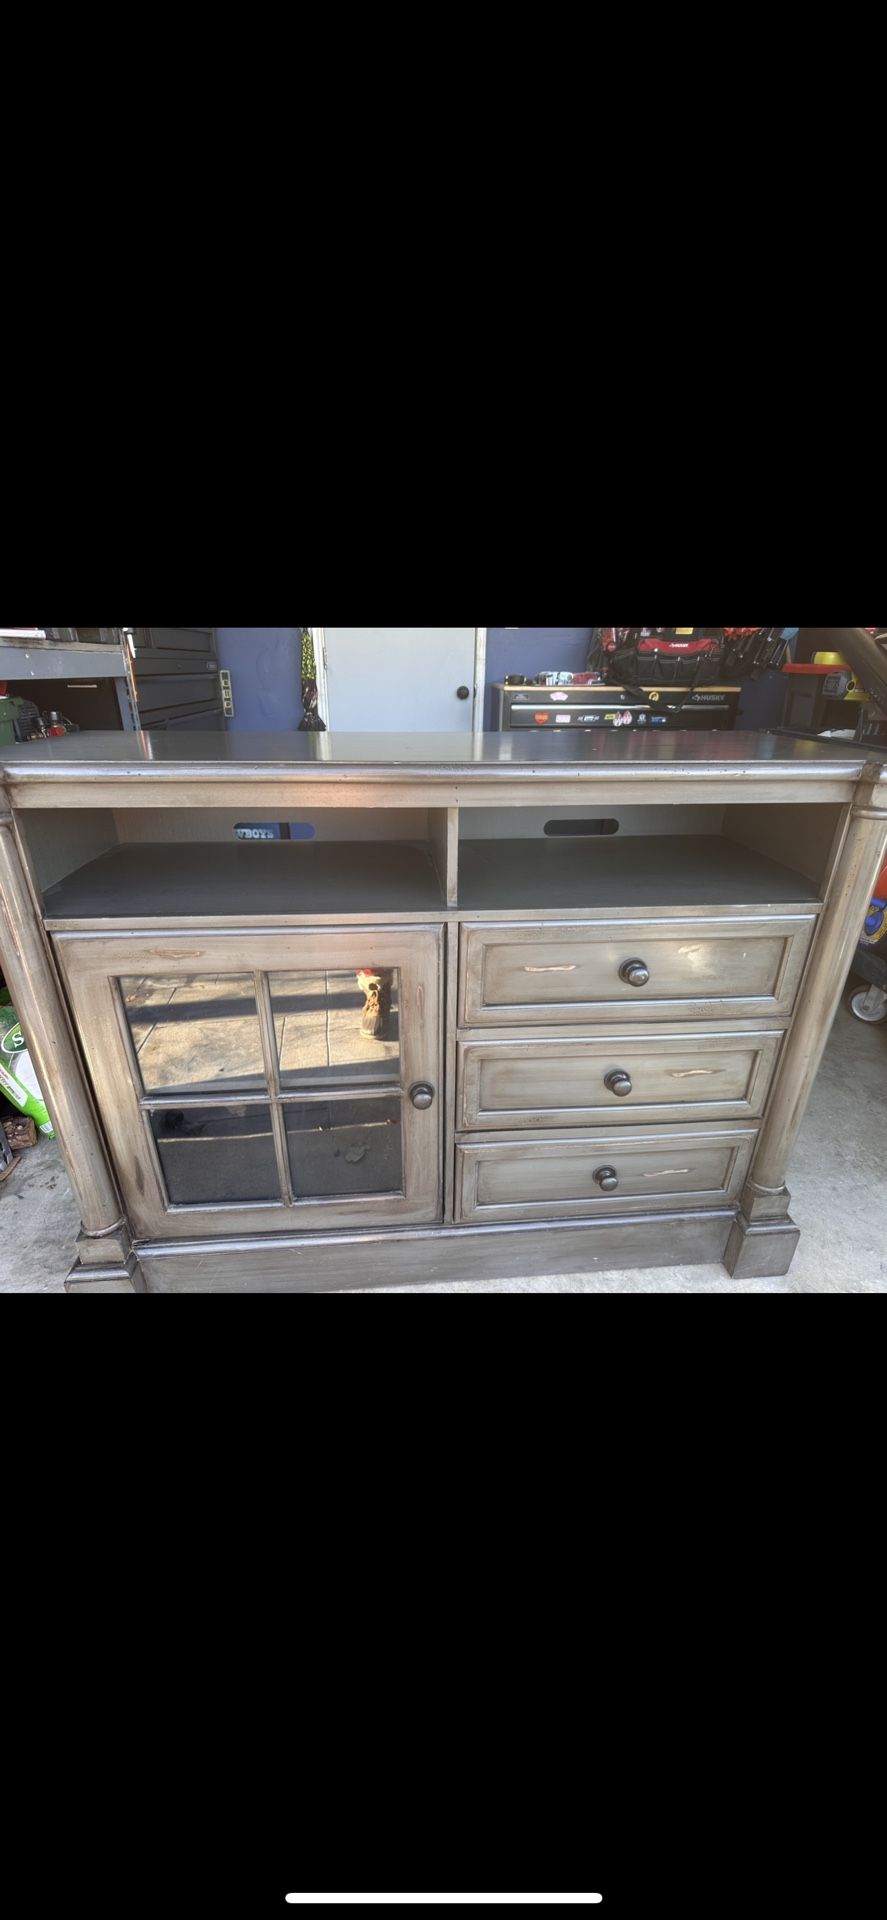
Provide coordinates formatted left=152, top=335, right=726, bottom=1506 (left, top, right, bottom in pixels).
left=0, top=632, right=127, bottom=683
left=0, top=628, right=225, bottom=733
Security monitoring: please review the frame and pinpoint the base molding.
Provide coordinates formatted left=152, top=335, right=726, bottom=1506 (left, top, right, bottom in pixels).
left=137, top=1208, right=735, bottom=1293
left=724, top=1211, right=801, bottom=1280
left=65, top=1252, right=147, bottom=1293
left=738, top=1180, right=794, bottom=1223
left=75, top=1223, right=137, bottom=1267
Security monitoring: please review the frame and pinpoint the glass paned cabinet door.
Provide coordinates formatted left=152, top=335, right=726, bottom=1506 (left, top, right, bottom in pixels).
left=121, top=974, right=266, bottom=1094
left=270, top=969, right=402, bottom=1089
left=56, top=928, right=443, bottom=1239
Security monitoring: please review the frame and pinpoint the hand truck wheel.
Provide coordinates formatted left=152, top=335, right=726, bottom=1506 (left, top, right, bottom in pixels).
left=847, top=981, right=887, bottom=1023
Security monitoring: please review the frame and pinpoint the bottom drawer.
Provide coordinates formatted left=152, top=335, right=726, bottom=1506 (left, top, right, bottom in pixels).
left=455, top=1125, right=756, bottom=1223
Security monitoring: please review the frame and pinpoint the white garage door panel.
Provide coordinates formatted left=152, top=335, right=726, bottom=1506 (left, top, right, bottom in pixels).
left=322, top=627, right=478, bottom=731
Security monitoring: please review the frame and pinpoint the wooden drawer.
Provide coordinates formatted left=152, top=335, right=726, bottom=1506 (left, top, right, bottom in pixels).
left=455, top=1125, right=757, bottom=1223
left=457, top=1030, right=783, bottom=1131
left=459, top=916, right=816, bottom=1027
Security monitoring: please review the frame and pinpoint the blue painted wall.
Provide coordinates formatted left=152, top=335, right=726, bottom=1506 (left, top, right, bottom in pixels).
left=484, top=628, right=595, bottom=728
left=215, top=625, right=796, bottom=734
left=216, top=626, right=595, bottom=733
left=215, top=628, right=303, bottom=732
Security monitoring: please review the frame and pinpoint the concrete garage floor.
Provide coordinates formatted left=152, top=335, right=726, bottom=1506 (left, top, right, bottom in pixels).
left=2, top=998, right=885, bottom=1294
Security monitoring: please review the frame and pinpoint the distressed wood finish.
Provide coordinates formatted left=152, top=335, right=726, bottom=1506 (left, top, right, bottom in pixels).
left=459, top=916, right=816, bottom=1027
left=429, top=807, right=459, bottom=907
left=724, top=1214, right=801, bottom=1279
left=726, top=771, right=887, bottom=1270
left=457, top=1030, right=783, bottom=1131
left=0, top=816, right=133, bottom=1267
left=66, top=1253, right=147, bottom=1292
left=442, top=925, right=459, bottom=1224
left=2, top=726, right=885, bottom=1291
left=53, top=925, right=444, bottom=1240
left=455, top=1125, right=757, bottom=1224
left=2, top=729, right=872, bottom=815
left=135, top=1208, right=736, bottom=1291
left=746, top=790, right=887, bottom=1199
left=15, top=774, right=863, bottom=813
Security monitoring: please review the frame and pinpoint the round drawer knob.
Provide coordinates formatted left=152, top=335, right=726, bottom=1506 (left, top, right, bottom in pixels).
left=410, top=1082, right=435, bottom=1110
left=619, top=958, right=650, bottom=988
left=594, top=1166, right=619, bottom=1192
left=604, top=1069, right=633, bottom=1097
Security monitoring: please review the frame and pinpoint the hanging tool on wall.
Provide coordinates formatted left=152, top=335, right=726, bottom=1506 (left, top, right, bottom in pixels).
left=298, top=628, right=326, bottom=730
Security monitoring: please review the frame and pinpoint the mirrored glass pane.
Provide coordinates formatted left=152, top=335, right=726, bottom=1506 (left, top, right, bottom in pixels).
left=149, top=1105, right=279, bottom=1205
left=271, top=969, right=401, bottom=1090
left=120, top=975, right=266, bottom=1095
left=284, top=1096, right=402, bottom=1198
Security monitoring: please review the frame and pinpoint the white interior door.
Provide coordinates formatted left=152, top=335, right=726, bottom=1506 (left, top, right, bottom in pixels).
left=319, top=627, right=482, bottom=731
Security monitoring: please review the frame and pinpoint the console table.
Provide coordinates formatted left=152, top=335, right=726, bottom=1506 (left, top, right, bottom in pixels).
left=2, top=731, right=884, bottom=1291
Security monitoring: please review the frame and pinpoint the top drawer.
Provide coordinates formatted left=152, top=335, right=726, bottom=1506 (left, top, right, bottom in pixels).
left=459, top=915, right=816, bottom=1026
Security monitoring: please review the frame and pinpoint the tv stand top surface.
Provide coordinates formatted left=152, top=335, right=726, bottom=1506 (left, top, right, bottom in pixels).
left=2, top=730, right=883, bottom=812
left=0, top=727, right=879, bottom=772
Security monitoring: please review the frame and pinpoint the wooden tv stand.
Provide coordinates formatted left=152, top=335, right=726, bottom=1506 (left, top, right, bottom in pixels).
left=2, top=730, right=885, bottom=1292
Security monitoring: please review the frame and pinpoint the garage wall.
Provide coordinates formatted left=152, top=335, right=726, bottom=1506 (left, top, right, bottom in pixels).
left=217, top=626, right=598, bottom=733
left=215, top=625, right=794, bottom=735
left=484, top=627, right=798, bottom=731
left=214, top=628, right=303, bottom=732
left=483, top=627, right=595, bottom=727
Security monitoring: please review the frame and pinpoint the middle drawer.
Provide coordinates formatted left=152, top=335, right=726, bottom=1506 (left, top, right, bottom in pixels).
left=457, top=1029, right=783, bottom=1130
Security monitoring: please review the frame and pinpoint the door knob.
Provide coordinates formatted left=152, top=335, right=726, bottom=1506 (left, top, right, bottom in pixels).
left=594, top=1166, right=619, bottom=1192
left=456, top=685, right=471, bottom=700
left=619, top=958, right=650, bottom=987
left=604, top=1069, right=633, bottom=1097
left=410, top=1083, right=435, bottom=1110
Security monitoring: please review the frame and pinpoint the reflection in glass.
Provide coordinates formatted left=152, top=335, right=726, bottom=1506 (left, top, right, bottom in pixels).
left=284, top=1096, right=402, bottom=1198
left=271, top=970, right=400, bottom=1089
left=149, top=1105, right=279, bottom=1205
left=120, top=975, right=265, bottom=1095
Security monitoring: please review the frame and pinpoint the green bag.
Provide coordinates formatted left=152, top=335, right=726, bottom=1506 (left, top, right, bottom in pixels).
left=0, top=997, right=55, bottom=1137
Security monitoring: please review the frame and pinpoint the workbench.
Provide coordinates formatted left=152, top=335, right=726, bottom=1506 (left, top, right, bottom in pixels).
left=2, top=730, right=885, bottom=1291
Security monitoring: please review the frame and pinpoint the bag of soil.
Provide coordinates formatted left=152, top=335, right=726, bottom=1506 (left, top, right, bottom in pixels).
left=0, top=997, right=54, bottom=1137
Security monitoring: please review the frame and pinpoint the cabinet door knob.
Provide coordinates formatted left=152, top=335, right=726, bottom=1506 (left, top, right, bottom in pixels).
left=619, top=958, right=650, bottom=988
left=594, top=1166, right=619, bottom=1192
left=456, top=685, right=471, bottom=699
left=604, top=1069, right=633, bottom=1097
left=410, top=1083, right=435, bottom=1110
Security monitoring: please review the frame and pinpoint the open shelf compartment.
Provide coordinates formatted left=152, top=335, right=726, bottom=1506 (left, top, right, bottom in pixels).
left=30, top=806, right=453, bottom=922
left=456, top=802, right=835, bottom=910
left=27, top=797, right=840, bottom=923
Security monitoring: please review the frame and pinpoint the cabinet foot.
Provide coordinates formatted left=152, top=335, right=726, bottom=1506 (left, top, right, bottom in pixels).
left=65, top=1252, right=147, bottom=1293
left=724, top=1211, right=800, bottom=1280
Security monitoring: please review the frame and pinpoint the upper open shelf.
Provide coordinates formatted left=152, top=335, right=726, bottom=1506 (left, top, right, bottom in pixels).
left=39, top=831, right=822, bottom=923
left=42, top=842, right=445, bottom=921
